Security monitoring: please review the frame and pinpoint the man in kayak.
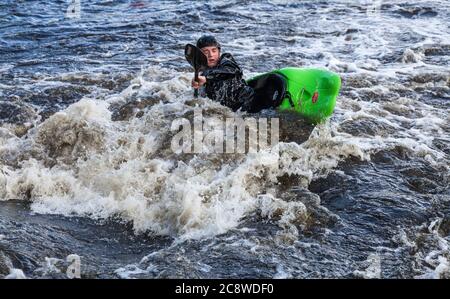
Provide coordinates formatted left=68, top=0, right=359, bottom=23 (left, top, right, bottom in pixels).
left=191, top=35, right=257, bottom=112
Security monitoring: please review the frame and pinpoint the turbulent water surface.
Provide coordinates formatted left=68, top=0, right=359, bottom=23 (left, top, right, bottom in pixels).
left=0, top=0, right=449, bottom=278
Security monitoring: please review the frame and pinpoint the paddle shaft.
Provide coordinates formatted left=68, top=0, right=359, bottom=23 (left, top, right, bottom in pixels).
left=193, top=48, right=199, bottom=98
left=194, top=69, right=199, bottom=98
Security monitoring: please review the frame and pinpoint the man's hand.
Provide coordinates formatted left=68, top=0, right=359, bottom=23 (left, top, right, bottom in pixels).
left=191, top=75, right=206, bottom=89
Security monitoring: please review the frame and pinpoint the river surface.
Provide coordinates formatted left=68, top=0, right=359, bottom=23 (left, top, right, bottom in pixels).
left=0, top=0, right=449, bottom=278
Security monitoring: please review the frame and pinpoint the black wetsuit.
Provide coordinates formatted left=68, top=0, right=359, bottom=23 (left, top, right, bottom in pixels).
left=202, top=53, right=257, bottom=112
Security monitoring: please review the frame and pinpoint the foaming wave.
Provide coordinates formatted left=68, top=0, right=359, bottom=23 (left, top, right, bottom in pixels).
left=1, top=58, right=449, bottom=240
left=0, top=72, right=372, bottom=240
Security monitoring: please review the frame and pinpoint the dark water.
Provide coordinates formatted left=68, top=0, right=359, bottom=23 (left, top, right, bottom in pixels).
left=0, top=0, right=449, bottom=278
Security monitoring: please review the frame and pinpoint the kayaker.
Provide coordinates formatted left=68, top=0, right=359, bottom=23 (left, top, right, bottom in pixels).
left=191, top=35, right=257, bottom=112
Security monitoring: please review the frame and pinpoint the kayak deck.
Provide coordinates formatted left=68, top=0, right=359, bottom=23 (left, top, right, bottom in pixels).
left=247, top=67, right=341, bottom=124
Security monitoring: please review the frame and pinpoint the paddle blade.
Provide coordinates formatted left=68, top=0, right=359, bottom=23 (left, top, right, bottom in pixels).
left=184, top=44, right=208, bottom=71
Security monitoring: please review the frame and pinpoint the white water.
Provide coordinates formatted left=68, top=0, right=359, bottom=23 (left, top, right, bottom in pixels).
left=0, top=0, right=449, bottom=278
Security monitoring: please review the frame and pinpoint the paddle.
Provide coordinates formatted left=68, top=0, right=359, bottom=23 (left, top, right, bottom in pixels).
left=184, top=44, right=208, bottom=98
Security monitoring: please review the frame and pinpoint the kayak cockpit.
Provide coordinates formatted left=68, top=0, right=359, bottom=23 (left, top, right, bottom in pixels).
left=247, top=73, right=287, bottom=111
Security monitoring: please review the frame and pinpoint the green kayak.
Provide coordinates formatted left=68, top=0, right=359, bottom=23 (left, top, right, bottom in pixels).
left=247, top=67, right=341, bottom=124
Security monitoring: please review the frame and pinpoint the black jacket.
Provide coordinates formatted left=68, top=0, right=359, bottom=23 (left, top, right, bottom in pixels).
left=202, top=53, right=255, bottom=112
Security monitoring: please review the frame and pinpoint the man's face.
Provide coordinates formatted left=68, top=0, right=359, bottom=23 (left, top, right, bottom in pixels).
left=200, top=46, right=220, bottom=67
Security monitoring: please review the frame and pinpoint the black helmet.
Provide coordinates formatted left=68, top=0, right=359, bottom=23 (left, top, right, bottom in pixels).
left=196, top=35, right=221, bottom=50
